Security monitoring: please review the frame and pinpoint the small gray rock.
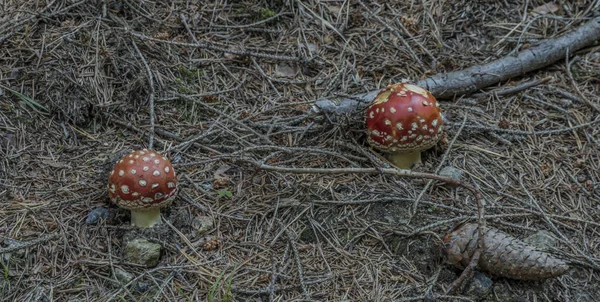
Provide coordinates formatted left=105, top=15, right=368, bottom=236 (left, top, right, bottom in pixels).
left=114, top=268, right=134, bottom=283
left=439, top=166, right=463, bottom=182
left=86, top=207, right=110, bottom=225
left=125, top=239, right=162, bottom=268
left=192, top=215, right=214, bottom=234
left=462, top=271, right=493, bottom=299
left=523, top=230, right=557, bottom=250
left=135, top=281, right=151, bottom=293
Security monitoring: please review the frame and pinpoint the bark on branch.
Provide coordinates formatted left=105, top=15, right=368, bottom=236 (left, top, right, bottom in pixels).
left=312, top=17, right=600, bottom=115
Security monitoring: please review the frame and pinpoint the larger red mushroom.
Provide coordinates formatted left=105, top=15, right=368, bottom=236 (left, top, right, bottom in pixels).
left=365, top=83, right=443, bottom=169
left=108, top=149, right=179, bottom=228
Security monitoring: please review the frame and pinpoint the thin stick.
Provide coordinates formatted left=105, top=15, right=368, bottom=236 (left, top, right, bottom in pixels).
left=565, top=53, right=600, bottom=112
left=0, top=233, right=60, bottom=254
left=129, top=31, right=307, bottom=63
left=131, top=39, right=156, bottom=149
left=409, top=114, right=468, bottom=221
left=355, top=0, right=428, bottom=71
left=444, top=116, right=600, bottom=136
left=471, top=76, right=553, bottom=98
left=175, top=94, right=274, bottom=145
left=247, top=160, right=486, bottom=294
left=284, top=227, right=311, bottom=300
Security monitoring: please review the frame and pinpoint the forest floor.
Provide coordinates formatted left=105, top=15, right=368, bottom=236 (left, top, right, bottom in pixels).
left=1, top=1, right=599, bottom=301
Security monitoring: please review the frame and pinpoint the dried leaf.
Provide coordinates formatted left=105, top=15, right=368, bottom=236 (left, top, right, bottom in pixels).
left=532, top=3, right=560, bottom=15
left=274, top=63, right=298, bottom=78
left=213, top=165, right=231, bottom=189
left=42, top=160, right=71, bottom=169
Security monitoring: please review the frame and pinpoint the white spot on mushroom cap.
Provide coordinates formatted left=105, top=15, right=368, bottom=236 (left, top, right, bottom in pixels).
left=154, top=159, right=160, bottom=164
left=131, top=169, right=137, bottom=174
left=118, top=170, right=125, bottom=176
left=403, top=83, right=429, bottom=97
left=167, top=182, right=175, bottom=188
left=155, top=193, right=164, bottom=200
left=432, top=119, right=439, bottom=127
left=110, top=170, right=114, bottom=176
left=143, top=166, right=149, bottom=171
left=152, top=183, right=159, bottom=189
left=150, top=153, right=156, bottom=157
left=164, top=166, right=170, bottom=173
left=139, top=180, right=147, bottom=186
left=142, top=197, right=153, bottom=203
left=407, top=107, right=413, bottom=112
left=384, top=119, right=391, bottom=126
left=411, top=122, right=418, bottom=130
left=153, top=170, right=160, bottom=176
left=121, top=185, right=130, bottom=194
left=396, top=123, right=403, bottom=130
left=142, top=157, right=149, bottom=161
left=369, top=111, right=375, bottom=119
left=132, top=192, right=140, bottom=197
left=390, top=107, right=396, bottom=113
left=129, top=160, right=134, bottom=164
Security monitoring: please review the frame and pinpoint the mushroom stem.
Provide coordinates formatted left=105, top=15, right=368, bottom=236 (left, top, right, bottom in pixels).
left=130, top=209, right=162, bottom=228
left=388, top=151, right=422, bottom=170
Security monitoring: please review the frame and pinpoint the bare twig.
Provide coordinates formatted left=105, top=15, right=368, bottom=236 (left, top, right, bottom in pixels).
left=131, top=39, right=156, bottom=149
left=471, top=76, right=553, bottom=98
left=0, top=233, right=60, bottom=254
left=246, top=160, right=486, bottom=294
left=565, top=53, right=600, bottom=112
left=129, top=31, right=308, bottom=63
left=409, top=114, right=468, bottom=221
left=355, top=0, right=428, bottom=71
left=174, top=93, right=274, bottom=145
left=284, top=227, right=311, bottom=300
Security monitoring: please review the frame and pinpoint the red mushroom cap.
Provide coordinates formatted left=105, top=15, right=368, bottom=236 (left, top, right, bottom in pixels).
left=108, top=149, right=178, bottom=211
left=365, top=83, right=443, bottom=153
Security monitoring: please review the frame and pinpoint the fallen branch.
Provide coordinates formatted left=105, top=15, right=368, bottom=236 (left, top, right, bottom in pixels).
left=312, top=17, right=600, bottom=115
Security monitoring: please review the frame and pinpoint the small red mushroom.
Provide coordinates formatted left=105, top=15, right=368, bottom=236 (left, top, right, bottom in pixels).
left=365, top=83, right=443, bottom=169
left=107, top=149, right=179, bottom=228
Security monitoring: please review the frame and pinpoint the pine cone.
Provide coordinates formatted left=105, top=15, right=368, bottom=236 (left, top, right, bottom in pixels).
left=441, top=223, right=569, bottom=280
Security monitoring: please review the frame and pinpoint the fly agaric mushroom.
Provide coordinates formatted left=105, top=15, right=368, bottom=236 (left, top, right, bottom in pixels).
left=365, top=83, right=443, bottom=169
left=108, top=149, right=178, bottom=228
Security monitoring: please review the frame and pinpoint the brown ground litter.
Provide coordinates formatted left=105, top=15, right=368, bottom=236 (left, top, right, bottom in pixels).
left=1, top=1, right=599, bottom=301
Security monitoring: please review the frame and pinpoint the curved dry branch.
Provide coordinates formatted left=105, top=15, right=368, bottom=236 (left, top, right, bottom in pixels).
left=312, top=17, right=600, bottom=116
